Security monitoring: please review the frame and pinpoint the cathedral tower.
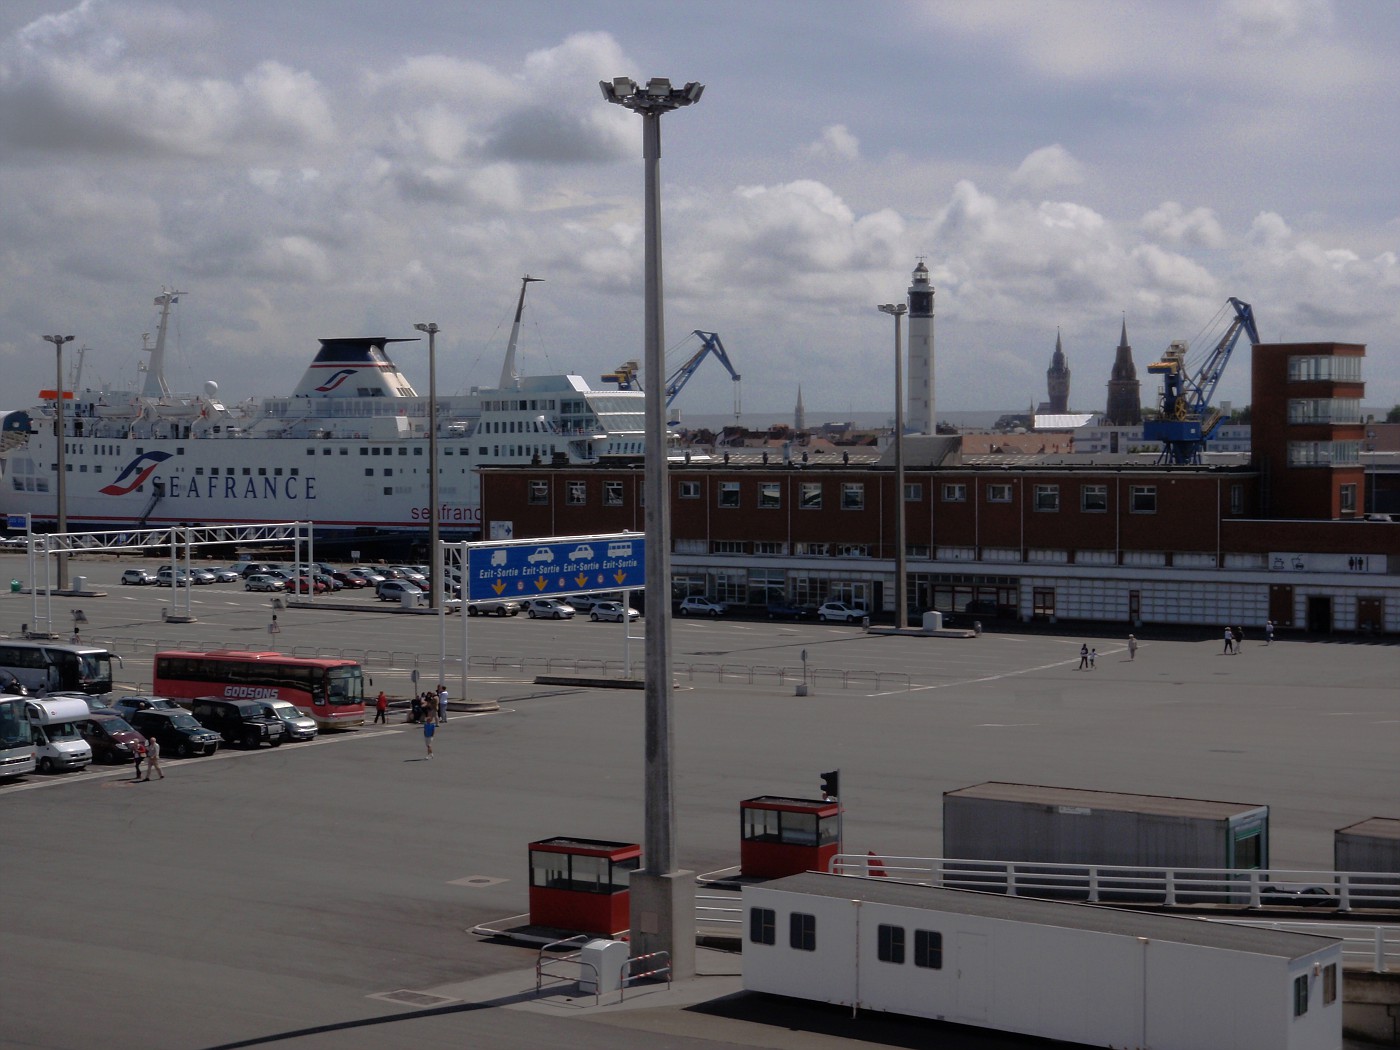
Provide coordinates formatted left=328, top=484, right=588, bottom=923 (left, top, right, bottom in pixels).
left=1046, top=330, right=1070, bottom=413
left=1105, top=317, right=1142, bottom=425
left=906, top=260, right=934, bottom=433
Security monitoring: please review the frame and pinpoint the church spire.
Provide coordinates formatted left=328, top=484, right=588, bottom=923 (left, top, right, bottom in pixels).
left=1045, top=328, right=1070, bottom=413
left=1105, top=313, right=1142, bottom=424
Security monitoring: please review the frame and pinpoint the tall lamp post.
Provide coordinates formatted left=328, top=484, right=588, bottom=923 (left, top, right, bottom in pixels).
left=44, top=334, right=75, bottom=592
left=413, top=323, right=443, bottom=689
left=601, top=74, right=703, bottom=977
left=877, top=304, right=908, bottom=631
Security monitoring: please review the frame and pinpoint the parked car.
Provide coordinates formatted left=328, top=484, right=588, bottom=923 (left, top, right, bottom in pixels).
left=377, top=580, right=424, bottom=602
left=291, top=575, right=329, bottom=595
left=346, top=568, right=386, bottom=586
left=467, top=599, right=521, bottom=617
left=206, top=566, right=242, bottom=583
left=190, top=697, right=285, bottom=749
left=265, top=701, right=317, bottom=742
left=525, top=598, right=574, bottom=619
left=1261, top=884, right=1333, bottom=907
left=235, top=562, right=272, bottom=578
left=78, top=712, right=145, bottom=764
left=817, top=601, right=867, bottom=624
left=154, top=567, right=191, bottom=587
left=120, top=568, right=157, bottom=586
left=127, top=709, right=220, bottom=758
left=389, top=566, right=428, bottom=587
left=329, top=569, right=368, bottom=588
left=188, top=568, right=217, bottom=585
left=245, top=574, right=287, bottom=592
left=767, top=599, right=815, bottom=620
left=589, top=601, right=640, bottom=623
left=311, top=572, right=343, bottom=591
left=110, top=695, right=183, bottom=723
left=678, top=596, right=727, bottom=617
left=567, top=593, right=608, bottom=613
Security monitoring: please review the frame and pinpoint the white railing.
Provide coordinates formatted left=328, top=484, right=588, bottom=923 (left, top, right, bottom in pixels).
left=1206, top=919, right=1399, bottom=973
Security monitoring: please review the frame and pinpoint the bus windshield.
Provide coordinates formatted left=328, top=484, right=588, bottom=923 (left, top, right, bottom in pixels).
left=326, top=667, right=363, bottom=706
left=0, top=699, right=28, bottom=749
left=76, top=653, right=113, bottom=693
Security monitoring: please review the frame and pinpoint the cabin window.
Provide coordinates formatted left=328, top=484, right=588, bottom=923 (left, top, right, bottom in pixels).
left=1293, top=974, right=1308, bottom=1016
left=1323, top=963, right=1337, bottom=1005
left=364, top=469, right=374, bottom=477
left=678, top=480, right=700, bottom=500
left=1034, top=485, right=1059, bottom=512
left=841, top=483, right=864, bottom=510
left=987, top=483, right=1012, bottom=503
left=528, top=481, right=548, bottom=505
left=718, top=482, right=740, bottom=509
left=1230, top=483, right=1244, bottom=515
left=748, top=907, right=775, bottom=945
left=799, top=482, right=822, bottom=510
left=603, top=481, right=624, bottom=507
left=943, top=484, right=966, bottom=502
left=1129, top=485, right=1157, bottom=514
left=789, top=912, right=816, bottom=952
left=567, top=482, right=586, bottom=506
left=904, top=482, right=921, bottom=502
left=914, top=929, right=943, bottom=969
left=1081, top=485, right=1107, bottom=512
left=758, top=483, right=781, bottom=509
left=877, top=924, right=905, bottom=964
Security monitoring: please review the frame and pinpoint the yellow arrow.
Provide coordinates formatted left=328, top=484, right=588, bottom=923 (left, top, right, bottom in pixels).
left=574, top=573, right=589, bottom=588
left=614, top=570, right=628, bottom=584
left=535, top=577, right=549, bottom=591
left=492, top=580, right=506, bottom=595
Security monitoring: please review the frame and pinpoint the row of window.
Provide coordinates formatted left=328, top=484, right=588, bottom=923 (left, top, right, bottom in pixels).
left=1286, top=398, right=1361, bottom=424
left=1293, top=965, right=1338, bottom=1016
left=1287, top=441, right=1361, bottom=466
left=1287, top=356, right=1362, bottom=383
left=748, top=907, right=943, bottom=968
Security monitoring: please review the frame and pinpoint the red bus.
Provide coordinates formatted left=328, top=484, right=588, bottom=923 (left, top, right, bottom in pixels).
left=152, top=650, right=366, bottom=729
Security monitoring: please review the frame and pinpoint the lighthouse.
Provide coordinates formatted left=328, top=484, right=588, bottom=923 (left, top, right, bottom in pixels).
left=906, top=260, right=935, bottom=434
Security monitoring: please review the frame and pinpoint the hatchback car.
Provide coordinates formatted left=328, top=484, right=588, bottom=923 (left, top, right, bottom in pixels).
left=589, top=601, right=639, bottom=623
left=245, top=574, right=287, bottom=592
left=110, top=695, right=184, bottom=723
left=678, top=596, right=727, bottom=617
left=346, top=568, right=386, bottom=586
left=329, top=570, right=368, bottom=588
left=525, top=598, right=574, bottom=619
left=127, top=709, right=220, bottom=757
left=291, top=575, right=329, bottom=595
left=817, top=601, right=867, bottom=624
left=120, top=568, right=157, bottom=586
left=206, top=567, right=242, bottom=583
left=265, top=701, right=317, bottom=742
left=377, top=580, right=424, bottom=602
left=79, top=712, right=145, bottom=764
left=467, top=599, right=521, bottom=617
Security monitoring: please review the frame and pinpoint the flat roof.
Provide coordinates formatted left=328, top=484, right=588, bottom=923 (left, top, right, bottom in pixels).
left=1337, top=817, right=1400, bottom=841
left=944, top=781, right=1266, bottom=819
left=755, top=872, right=1336, bottom=961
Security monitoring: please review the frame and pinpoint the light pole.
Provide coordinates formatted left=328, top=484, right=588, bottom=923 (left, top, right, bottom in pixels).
left=44, top=334, right=74, bottom=592
left=413, top=323, right=442, bottom=638
left=601, top=74, right=702, bottom=977
left=878, top=304, right=908, bottom=631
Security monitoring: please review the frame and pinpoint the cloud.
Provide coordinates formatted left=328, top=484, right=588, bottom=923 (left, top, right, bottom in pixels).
left=1216, top=0, right=1334, bottom=44
left=1140, top=202, right=1226, bottom=248
left=1010, top=145, right=1086, bottom=195
left=802, top=124, right=860, bottom=162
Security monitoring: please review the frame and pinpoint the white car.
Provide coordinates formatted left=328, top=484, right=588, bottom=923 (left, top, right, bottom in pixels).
left=245, top=574, right=287, bottom=592
left=526, top=547, right=555, bottom=564
left=120, top=568, right=157, bottom=586
left=817, top=601, right=867, bottom=624
left=589, top=601, right=639, bottom=623
left=525, top=598, right=574, bottom=619
left=567, top=544, right=595, bottom=562
left=678, top=596, right=727, bottom=617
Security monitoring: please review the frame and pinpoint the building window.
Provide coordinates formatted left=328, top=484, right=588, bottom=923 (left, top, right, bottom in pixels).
left=748, top=907, right=775, bottom=945
left=1340, top=483, right=1357, bottom=514
left=1081, top=485, right=1107, bottom=512
left=567, top=481, right=586, bottom=506
left=987, top=483, right=1012, bottom=503
left=789, top=912, right=816, bottom=952
left=794, top=542, right=829, bottom=556
left=1288, top=356, right=1362, bottom=383
left=527, top=480, right=548, bottom=505
left=604, top=481, right=623, bottom=506
left=1288, top=398, right=1362, bottom=424
left=943, top=484, right=966, bottom=502
left=1323, top=963, right=1337, bottom=1005
left=1129, top=485, right=1157, bottom=514
left=1230, top=483, right=1244, bottom=515
left=913, top=929, right=943, bottom=969
left=1288, top=440, right=1360, bottom=466
left=835, top=544, right=869, bottom=558
left=799, top=482, right=823, bottom=510
left=719, top=481, right=740, bottom=508
left=841, top=483, right=865, bottom=510
left=904, top=482, right=921, bottom=502
left=754, top=541, right=786, bottom=555
left=877, top=924, right=905, bottom=964
left=679, top=480, right=700, bottom=500
left=1293, top=974, right=1309, bottom=1016
left=759, top=482, right=781, bottom=509
left=712, top=540, right=747, bottom=555
left=1034, top=485, right=1059, bottom=512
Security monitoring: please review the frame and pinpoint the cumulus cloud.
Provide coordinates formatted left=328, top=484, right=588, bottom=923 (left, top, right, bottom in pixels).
left=1217, top=0, right=1333, bottom=44
left=1010, top=145, right=1086, bottom=194
left=1140, top=202, right=1226, bottom=248
left=802, top=124, right=860, bottom=161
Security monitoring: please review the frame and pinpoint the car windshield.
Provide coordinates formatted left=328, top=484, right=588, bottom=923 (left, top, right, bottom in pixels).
left=169, top=713, right=202, bottom=730
left=96, top=715, right=136, bottom=733
left=269, top=703, right=304, bottom=721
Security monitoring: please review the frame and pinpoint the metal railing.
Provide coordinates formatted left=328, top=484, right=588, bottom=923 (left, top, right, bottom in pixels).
left=534, top=935, right=598, bottom=1004
left=1205, top=919, right=1399, bottom=973
left=619, top=951, right=671, bottom=1002
left=830, top=854, right=1400, bottom=915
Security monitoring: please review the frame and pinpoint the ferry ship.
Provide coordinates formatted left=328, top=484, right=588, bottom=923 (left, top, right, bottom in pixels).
left=0, top=280, right=650, bottom=546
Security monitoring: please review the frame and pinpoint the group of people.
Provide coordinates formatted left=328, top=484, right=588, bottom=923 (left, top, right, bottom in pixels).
left=132, top=735, right=164, bottom=781
left=1077, top=644, right=1097, bottom=670
left=1223, top=626, right=1249, bottom=654
left=407, top=684, right=448, bottom=725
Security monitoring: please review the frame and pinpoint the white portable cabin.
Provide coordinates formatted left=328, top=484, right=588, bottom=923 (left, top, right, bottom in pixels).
left=743, top=872, right=1342, bottom=1050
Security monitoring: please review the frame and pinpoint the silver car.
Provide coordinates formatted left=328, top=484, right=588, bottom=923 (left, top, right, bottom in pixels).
left=245, top=574, right=287, bottom=592
left=525, top=598, right=574, bottom=619
left=467, top=599, right=521, bottom=617
left=589, top=601, right=640, bottom=623
left=265, top=701, right=318, bottom=742
left=120, top=568, right=156, bottom=586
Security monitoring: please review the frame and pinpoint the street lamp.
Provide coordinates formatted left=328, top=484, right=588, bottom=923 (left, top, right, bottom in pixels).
left=413, top=323, right=442, bottom=620
left=878, top=304, right=908, bottom=632
left=44, top=334, right=75, bottom=592
left=601, top=74, right=702, bottom=977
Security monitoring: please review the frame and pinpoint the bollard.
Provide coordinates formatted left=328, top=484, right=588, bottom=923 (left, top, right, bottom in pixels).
left=974, top=620, right=982, bottom=636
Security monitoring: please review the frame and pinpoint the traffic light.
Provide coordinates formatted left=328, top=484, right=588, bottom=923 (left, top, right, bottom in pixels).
left=820, top=769, right=840, bottom=799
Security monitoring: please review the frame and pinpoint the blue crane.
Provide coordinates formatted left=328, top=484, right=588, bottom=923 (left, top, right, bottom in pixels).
left=601, top=330, right=742, bottom=417
left=1142, top=297, right=1260, bottom=465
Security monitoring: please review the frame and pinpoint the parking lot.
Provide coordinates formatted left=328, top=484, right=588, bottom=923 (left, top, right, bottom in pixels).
left=2, top=553, right=1397, bottom=1049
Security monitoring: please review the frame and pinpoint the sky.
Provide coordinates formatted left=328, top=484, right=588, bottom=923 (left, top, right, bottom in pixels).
left=1, top=0, right=1397, bottom=426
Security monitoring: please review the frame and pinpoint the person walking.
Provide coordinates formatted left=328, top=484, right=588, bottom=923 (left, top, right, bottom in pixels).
left=1127, top=634, right=1138, bottom=661
left=436, top=683, right=448, bottom=724
left=373, top=690, right=388, bottom=725
left=1089, top=647, right=1097, bottom=669
left=132, top=735, right=146, bottom=780
left=1078, top=644, right=1089, bottom=670
left=422, top=708, right=437, bottom=760
left=1265, top=619, right=1274, bottom=645
left=410, top=692, right=422, bottom=724
left=1223, top=627, right=1235, bottom=655
left=1235, top=626, right=1244, bottom=652
left=142, top=735, right=164, bottom=781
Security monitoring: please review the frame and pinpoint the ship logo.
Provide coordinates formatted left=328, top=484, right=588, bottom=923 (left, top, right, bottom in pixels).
left=100, top=451, right=172, bottom=496
left=314, top=369, right=357, bottom=392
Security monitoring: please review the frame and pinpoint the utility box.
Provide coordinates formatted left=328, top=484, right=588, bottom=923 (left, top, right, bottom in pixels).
left=740, top=796, right=841, bottom=879
left=920, top=611, right=943, bottom=632
left=400, top=590, right=422, bottom=609
left=942, top=782, right=1269, bottom=901
left=71, top=576, right=87, bottom=592
left=577, top=938, right=629, bottom=995
left=1335, top=817, right=1400, bottom=873
left=528, top=837, right=641, bottom=938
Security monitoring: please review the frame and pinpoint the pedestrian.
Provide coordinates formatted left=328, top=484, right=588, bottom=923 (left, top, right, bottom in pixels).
left=436, top=683, right=448, bottom=724
left=1089, top=647, right=1097, bottom=669
left=373, top=690, right=388, bottom=725
left=1235, top=626, right=1244, bottom=652
left=422, top=708, right=436, bottom=760
left=410, top=692, right=422, bottom=724
left=1127, top=634, right=1138, bottom=661
left=1078, top=644, right=1089, bottom=670
left=142, top=735, right=164, bottom=780
left=1223, top=627, right=1234, bottom=655
left=1265, top=620, right=1274, bottom=645
left=132, top=735, right=146, bottom=780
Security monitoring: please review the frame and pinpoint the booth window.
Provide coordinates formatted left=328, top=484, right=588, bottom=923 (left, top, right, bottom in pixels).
left=877, top=924, right=905, bottom=964
left=790, top=912, right=816, bottom=951
left=914, top=929, right=943, bottom=969
left=1323, top=964, right=1337, bottom=1005
left=530, top=850, right=638, bottom=895
left=749, top=907, right=775, bottom=945
left=1293, top=975, right=1309, bottom=1016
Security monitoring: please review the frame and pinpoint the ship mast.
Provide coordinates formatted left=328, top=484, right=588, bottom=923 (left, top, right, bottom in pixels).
left=497, top=275, right=543, bottom=390
left=143, top=289, right=184, bottom=399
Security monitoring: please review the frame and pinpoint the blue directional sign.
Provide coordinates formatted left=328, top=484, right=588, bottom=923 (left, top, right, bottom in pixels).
left=465, top=534, right=645, bottom=603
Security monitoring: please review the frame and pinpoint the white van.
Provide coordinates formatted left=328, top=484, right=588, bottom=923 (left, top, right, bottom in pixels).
left=26, top=697, right=93, bottom=773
